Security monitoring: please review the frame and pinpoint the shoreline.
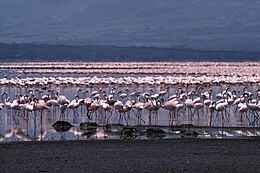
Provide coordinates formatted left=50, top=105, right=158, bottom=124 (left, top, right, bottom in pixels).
left=1, top=139, right=260, bottom=172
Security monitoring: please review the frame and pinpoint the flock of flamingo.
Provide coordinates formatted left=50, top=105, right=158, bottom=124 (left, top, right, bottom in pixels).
left=0, top=62, right=260, bottom=141
left=0, top=84, right=260, bottom=128
left=0, top=75, right=259, bottom=87
left=1, top=62, right=260, bottom=77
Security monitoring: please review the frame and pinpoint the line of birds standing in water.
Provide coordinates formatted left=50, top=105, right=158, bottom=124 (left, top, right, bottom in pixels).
left=0, top=85, right=260, bottom=127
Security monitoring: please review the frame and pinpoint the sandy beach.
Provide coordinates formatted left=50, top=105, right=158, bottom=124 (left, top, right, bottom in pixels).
left=1, top=139, right=260, bottom=173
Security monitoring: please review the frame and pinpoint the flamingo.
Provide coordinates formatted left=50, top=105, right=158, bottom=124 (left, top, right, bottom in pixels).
left=243, top=93, right=260, bottom=126
left=55, top=92, right=70, bottom=105
left=117, top=105, right=131, bottom=125
left=203, top=89, right=212, bottom=118
left=129, top=91, right=140, bottom=103
left=99, top=101, right=112, bottom=125
left=132, top=96, right=146, bottom=125
left=33, top=98, right=50, bottom=122
left=159, top=85, right=170, bottom=97
left=117, top=88, right=129, bottom=102
left=1, top=93, right=12, bottom=111
left=162, top=98, right=178, bottom=126
left=237, top=102, right=249, bottom=125
left=214, top=100, right=229, bottom=126
left=184, top=92, right=195, bottom=124
left=54, top=92, right=70, bottom=120
left=150, top=88, right=160, bottom=100
left=208, top=100, right=216, bottom=126
left=88, top=98, right=100, bottom=122
left=67, top=95, right=83, bottom=117
left=144, top=95, right=162, bottom=125
left=46, top=98, right=60, bottom=114
left=123, top=97, right=135, bottom=124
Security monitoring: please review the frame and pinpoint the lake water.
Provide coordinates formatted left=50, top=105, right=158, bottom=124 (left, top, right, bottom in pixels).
left=0, top=72, right=260, bottom=142
left=0, top=64, right=260, bottom=142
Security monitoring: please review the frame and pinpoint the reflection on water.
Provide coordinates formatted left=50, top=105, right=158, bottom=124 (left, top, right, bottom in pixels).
left=0, top=78, right=260, bottom=142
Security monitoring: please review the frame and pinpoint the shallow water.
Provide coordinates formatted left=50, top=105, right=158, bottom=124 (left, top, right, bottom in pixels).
left=0, top=78, right=260, bottom=142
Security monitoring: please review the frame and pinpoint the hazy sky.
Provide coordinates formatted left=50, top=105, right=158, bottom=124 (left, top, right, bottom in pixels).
left=1, top=0, right=260, bottom=51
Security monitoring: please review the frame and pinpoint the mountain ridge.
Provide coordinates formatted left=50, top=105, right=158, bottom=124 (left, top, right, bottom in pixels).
left=1, top=0, right=260, bottom=51
left=0, top=43, right=259, bottom=62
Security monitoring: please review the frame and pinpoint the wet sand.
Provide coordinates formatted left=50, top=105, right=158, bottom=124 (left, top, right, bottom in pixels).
left=1, top=139, right=260, bottom=173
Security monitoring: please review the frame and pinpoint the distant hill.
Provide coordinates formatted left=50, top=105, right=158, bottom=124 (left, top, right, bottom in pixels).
left=0, top=43, right=259, bottom=62
left=1, top=0, right=260, bottom=51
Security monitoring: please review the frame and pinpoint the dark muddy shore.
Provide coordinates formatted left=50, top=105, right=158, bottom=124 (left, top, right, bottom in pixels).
left=1, top=139, right=260, bottom=173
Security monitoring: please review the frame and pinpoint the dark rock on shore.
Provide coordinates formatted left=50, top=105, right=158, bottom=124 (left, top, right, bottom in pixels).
left=52, top=121, right=74, bottom=132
